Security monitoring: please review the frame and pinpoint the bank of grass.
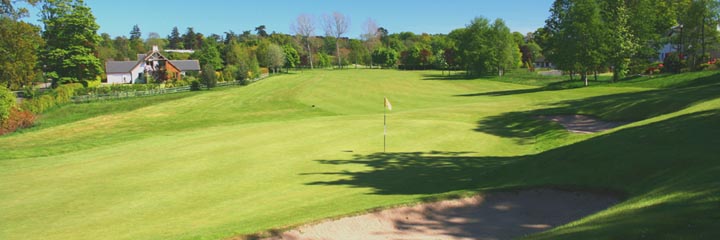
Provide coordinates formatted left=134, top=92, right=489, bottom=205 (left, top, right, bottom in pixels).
left=0, top=69, right=718, bottom=240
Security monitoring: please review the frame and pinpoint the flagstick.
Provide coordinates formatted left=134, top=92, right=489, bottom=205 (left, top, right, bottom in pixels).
left=384, top=101, right=387, bottom=153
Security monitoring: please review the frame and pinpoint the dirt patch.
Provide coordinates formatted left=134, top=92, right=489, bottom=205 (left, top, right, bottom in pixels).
left=537, top=115, right=628, bottom=133
left=263, top=189, right=620, bottom=240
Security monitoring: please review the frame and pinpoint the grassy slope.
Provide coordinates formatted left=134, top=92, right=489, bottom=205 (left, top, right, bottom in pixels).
left=0, top=69, right=718, bottom=239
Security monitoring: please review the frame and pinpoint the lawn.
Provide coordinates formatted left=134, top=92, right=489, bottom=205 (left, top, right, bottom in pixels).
left=1, top=69, right=718, bottom=239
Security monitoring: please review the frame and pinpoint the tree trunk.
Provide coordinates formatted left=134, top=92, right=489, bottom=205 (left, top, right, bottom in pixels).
left=306, top=41, right=314, bottom=69
left=582, top=72, right=588, bottom=86
left=335, top=40, right=341, bottom=69
left=570, top=71, right=574, bottom=81
left=594, top=71, right=597, bottom=82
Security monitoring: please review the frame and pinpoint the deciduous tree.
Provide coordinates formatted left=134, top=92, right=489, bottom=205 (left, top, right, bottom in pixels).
left=0, top=17, right=44, bottom=89
left=291, top=14, right=316, bottom=69
left=322, top=12, right=350, bottom=69
left=40, top=0, right=103, bottom=85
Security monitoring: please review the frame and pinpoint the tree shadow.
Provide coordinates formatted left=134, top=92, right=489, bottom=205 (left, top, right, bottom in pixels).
left=305, top=110, right=720, bottom=238
left=475, top=72, right=720, bottom=143
left=421, top=73, right=477, bottom=81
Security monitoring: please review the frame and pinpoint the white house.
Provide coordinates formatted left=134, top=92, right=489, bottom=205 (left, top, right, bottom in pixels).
left=105, top=46, right=200, bottom=84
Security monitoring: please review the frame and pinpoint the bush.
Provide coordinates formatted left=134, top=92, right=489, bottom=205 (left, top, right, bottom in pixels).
left=200, top=64, right=217, bottom=88
left=21, top=94, right=55, bottom=113
left=663, top=52, right=685, bottom=73
left=0, top=107, right=36, bottom=136
left=55, top=83, right=83, bottom=104
left=190, top=80, right=201, bottom=91
left=0, top=86, right=16, bottom=122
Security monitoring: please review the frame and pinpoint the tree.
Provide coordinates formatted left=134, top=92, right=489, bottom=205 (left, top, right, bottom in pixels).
left=145, top=32, right=166, bottom=50
left=183, top=27, right=197, bottom=49
left=372, top=47, right=398, bottom=68
left=97, top=32, right=116, bottom=61
left=0, top=17, right=43, bottom=89
left=680, top=0, right=720, bottom=68
left=200, top=63, right=216, bottom=88
left=192, top=38, right=223, bottom=70
left=255, top=25, right=268, bottom=38
left=1, top=0, right=39, bottom=19
left=129, top=24, right=145, bottom=54
left=283, top=44, right=300, bottom=71
left=545, top=0, right=605, bottom=85
left=322, top=12, right=350, bottom=69
left=452, top=17, right=492, bottom=75
left=113, top=36, right=130, bottom=60
left=40, top=0, right=103, bottom=85
left=489, top=19, right=519, bottom=76
left=600, top=0, right=638, bottom=82
left=291, top=14, right=316, bottom=69
left=168, top=26, right=183, bottom=49
left=361, top=18, right=381, bottom=68
left=266, top=44, right=286, bottom=73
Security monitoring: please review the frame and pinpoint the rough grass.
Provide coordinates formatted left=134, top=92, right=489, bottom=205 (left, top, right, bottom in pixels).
left=0, top=69, right=718, bottom=240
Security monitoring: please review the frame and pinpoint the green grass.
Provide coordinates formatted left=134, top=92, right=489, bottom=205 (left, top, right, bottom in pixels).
left=1, top=69, right=719, bottom=239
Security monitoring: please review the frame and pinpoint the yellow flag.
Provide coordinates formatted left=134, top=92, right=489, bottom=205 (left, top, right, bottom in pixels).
left=384, top=97, right=392, bottom=111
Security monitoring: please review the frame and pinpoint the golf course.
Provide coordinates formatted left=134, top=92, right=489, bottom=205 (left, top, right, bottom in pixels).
left=1, top=69, right=719, bottom=239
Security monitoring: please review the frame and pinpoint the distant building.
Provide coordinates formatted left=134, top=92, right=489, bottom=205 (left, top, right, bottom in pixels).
left=105, top=46, right=200, bottom=84
left=534, top=56, right=555, bottom=69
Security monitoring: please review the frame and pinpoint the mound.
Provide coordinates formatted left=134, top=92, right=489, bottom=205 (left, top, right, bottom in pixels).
left=265, top=189, right=620, bottom=240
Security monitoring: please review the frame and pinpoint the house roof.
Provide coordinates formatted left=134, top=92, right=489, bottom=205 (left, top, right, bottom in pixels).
left=105, top=46, right=201, bottom=74
left=106, top=61, right=139, bottom=73
left=170, top=60, right=201, bottom=71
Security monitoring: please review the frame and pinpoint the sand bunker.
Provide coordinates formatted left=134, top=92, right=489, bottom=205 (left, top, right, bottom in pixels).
left=264, top=189, right=620, bottom=240
left=537, top=115, right=628, bottom=133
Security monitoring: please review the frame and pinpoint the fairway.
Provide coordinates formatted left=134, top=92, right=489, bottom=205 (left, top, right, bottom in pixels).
left=1, top=69, right=719, bottom=239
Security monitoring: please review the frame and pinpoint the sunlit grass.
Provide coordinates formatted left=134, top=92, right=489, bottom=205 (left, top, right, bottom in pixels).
left=0, top=69, right=718, bottom=239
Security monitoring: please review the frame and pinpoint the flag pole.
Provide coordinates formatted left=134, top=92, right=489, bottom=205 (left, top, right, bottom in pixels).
left=384, top=97, right=387, bottom=153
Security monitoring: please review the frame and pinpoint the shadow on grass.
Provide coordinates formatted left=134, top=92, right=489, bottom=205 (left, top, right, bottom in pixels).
left=474, top=72, right=720, bottom=143
left=305, top=110, right=720, bottom=239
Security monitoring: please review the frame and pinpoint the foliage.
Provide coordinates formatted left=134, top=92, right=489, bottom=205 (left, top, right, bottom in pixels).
left=266, top=44, right=286, bottom=73
left=663, top=52, right=685, bottom=73
left=20, top=83, right=81, bottom=113
left=40, top=0, right=103, bottom=84
left=167, top=26, right=183, bottom=49
left=0, top=107, right=35, bottom=135
left=200, top=63, right=217, bottom=88
left=371, top=47, right=398, bottom=68
left=0, top=17, right=44, bottom=90
left=545, top=0, right=605, bottom=84
left=317, top=52, right=332, bottom=68
left=222, top=65, right=237, bottom=82
left=192, top=40, right=223, bottom=70
left=190, top=79, right=201, bottom=91
left=283, top=44, right=300, bottom=69
left=0, top=85, right=15, bottom=121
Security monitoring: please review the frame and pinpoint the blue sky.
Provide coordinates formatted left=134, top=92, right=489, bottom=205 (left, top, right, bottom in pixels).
left=22, top=0, right=554, bottom=38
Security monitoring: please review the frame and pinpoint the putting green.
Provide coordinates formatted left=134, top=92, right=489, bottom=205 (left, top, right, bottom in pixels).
left=1, top=69, right=718, bottom=239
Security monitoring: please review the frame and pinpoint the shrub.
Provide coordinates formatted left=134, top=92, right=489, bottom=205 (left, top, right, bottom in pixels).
left=201, top=64, right=217, bottom=88
left=0, top=86, right=16, bottom=122
left=21, top=94, right=55, bottom=113
left=55, top=83, right=83, bottom=104
left=190, top=80, right=201, bottom=91
left=0, top=107, right=36, bottom=136
left=663, top=52, right=685, bottom=73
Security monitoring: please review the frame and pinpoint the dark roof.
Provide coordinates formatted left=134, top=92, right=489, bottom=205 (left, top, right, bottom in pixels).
left=170, top=60, right=201, bottom=71
left=106, top=61, right=139, bottom=73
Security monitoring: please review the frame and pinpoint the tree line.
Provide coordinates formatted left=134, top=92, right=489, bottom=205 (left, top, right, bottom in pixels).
left=1, top=0, right=719, bottom=91
left=540, top=0, right=720, bottom=85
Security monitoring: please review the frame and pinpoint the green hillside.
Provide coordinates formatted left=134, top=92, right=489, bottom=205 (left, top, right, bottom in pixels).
left=1, top=69, right=718, bottom=240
